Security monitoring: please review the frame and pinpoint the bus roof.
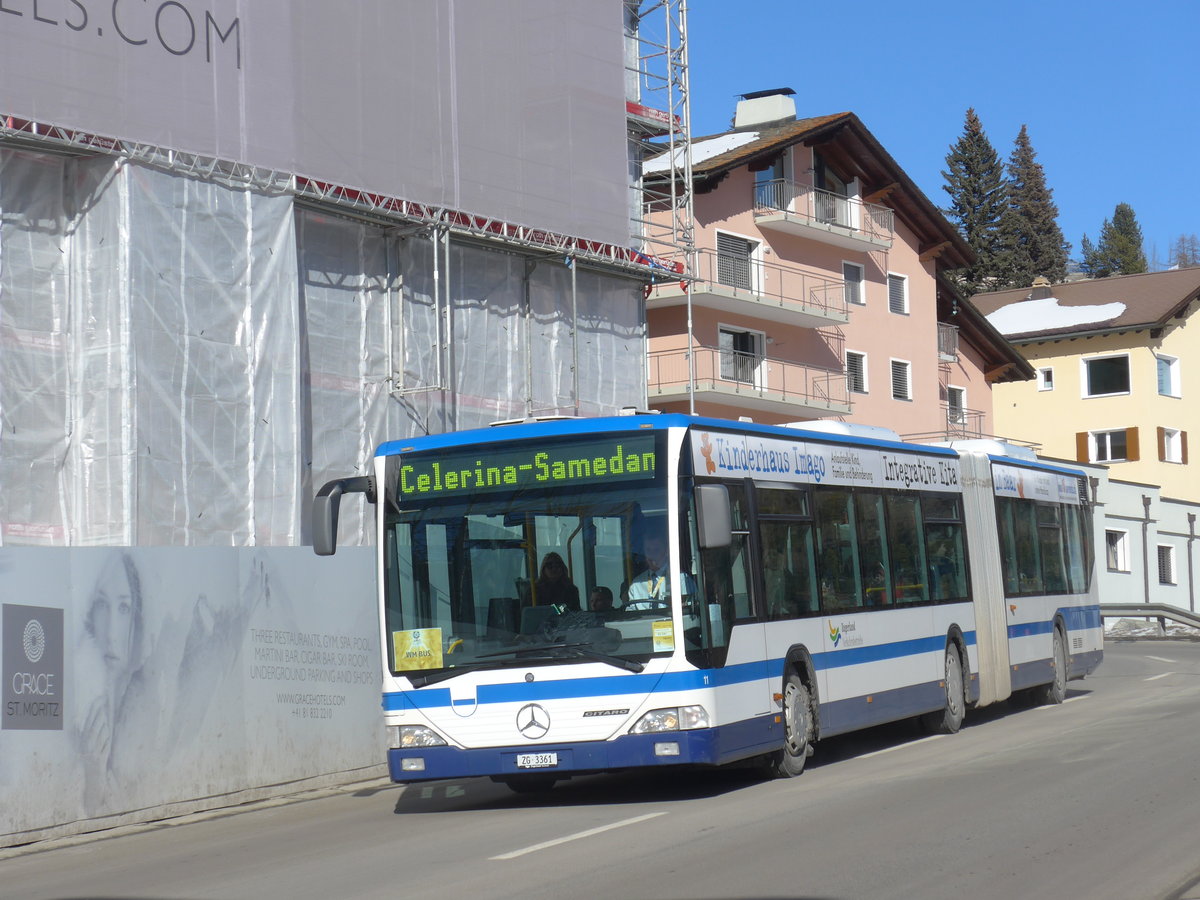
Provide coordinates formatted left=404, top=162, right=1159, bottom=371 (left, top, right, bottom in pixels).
left=374, top=413, right=964, bottom=458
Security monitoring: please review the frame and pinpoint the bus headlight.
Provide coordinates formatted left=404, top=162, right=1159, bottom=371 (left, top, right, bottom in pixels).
left=629, top=705, right=710, bottom=734
left=389, top=725, right=448, bottom=748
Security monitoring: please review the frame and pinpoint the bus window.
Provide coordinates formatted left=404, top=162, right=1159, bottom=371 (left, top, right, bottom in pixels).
left=759, top=520, right=817, bottom=619
left=995, top=499, right=1021, bottom=595
left=923, top=494, right=968, bottom=602
left=855, top=492, right=892, bottom=606
left=815, top=488, right=861, bottom=610
left=1038, top=504, right=1068, bottom=593
left=886, top=494, right=928, bottom=604
left=1063, top=504, right=1090, bottom=592
left=1012, top=502, right=1044, bottom=595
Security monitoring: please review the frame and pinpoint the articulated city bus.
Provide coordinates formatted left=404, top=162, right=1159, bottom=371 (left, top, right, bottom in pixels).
left=313, top=413, right=1102, bottom=791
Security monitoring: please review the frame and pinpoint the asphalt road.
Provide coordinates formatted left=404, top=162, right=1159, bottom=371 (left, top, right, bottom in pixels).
left=5, top=640, right=1200, bottom=900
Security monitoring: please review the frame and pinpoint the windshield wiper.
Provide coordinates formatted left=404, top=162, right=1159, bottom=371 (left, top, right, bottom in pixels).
left=405, top=643, right=644, bottom=688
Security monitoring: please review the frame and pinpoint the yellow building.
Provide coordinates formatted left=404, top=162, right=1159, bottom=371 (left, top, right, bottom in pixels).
left=974, top=269, right=1200, bottom=501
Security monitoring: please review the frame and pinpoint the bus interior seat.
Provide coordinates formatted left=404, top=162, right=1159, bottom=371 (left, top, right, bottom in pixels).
left=486, top=597, right=522, bottom=639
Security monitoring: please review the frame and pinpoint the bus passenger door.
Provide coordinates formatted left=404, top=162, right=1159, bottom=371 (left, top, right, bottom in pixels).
left=698, top=484, right=772, bottom=723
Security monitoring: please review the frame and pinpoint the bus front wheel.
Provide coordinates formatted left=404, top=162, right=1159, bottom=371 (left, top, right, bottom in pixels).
left=773, top=671, right=814, bottom=778
left=922, top=643, right=966, bottom=735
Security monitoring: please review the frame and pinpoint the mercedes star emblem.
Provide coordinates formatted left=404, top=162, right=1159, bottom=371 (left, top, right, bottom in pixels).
left=516, top=702, right=550, bottom=739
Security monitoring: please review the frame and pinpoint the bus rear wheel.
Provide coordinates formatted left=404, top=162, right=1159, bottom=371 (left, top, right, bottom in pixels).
left=922, top=643, right=966, bottom=734
left=1036, top=626, right=1068, bottom=705
left=773, top=672, right=813, bottom=778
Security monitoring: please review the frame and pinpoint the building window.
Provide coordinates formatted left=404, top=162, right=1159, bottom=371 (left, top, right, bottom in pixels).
left=1158, top=545, right=1177, bottom=585
left=843, top=261, right=865, bottom=306
left=1037, top=367, right=1055, bottom=391
left=716, top=232, right=757, bottom=291
left=753, top=152, right=787, bottom=210
left=890, top=359, right=912, bottom=401
left=947, top=386, right=966, bottom=425
left=846, top=350, right=867, bottom=394
left=719, top=327, right=763, bottom=385
left=887, top=273, right=908, bottom=315
left=1091, top=428, right=1134, bottom=462
left=1157, top=354, right=1181, bottom=397
left=1105, top=530, right=1129, bottom=572
left=1083, top=354, right=1130, bottom=397
left=1159, top=427, right=1188, bottom=463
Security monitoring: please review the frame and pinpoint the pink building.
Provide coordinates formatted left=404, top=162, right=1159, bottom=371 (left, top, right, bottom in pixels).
left=645, top=89, right=1031, bottom=436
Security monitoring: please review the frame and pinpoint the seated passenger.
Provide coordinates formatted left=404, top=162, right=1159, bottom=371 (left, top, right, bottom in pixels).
left=589, top=586, right=616, bottom=618
left=535, top=551, right=580, bottom=611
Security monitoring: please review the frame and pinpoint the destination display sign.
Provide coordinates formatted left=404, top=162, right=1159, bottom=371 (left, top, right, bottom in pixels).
left=392, top=435, right=658, bottom=501
left=991, top=463, right=1082, bottom=505
left=690, top=430, right=961, bottom=493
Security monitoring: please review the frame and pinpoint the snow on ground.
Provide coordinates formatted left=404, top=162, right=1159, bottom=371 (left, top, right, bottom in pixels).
left=1106, top=617, right=1200, bottom=639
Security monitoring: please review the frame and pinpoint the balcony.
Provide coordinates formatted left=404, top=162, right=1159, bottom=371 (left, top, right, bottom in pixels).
left=649, top=248, right=849, bottom=328
left=938, top=322, right=960, bottom=362
left=648, top=346, right=851, bottom=417
left=753, top=179, right=894, bottom=252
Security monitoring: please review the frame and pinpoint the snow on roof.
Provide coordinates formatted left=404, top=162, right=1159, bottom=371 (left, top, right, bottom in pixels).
left=643, top=131, right=760, bottom=175
left=985, top=296, right=1127, bottom=336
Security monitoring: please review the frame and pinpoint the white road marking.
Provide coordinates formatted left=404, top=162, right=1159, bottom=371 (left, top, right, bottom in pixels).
left=1033, top=695, right=1087, bottom=709
left=490, top=812, right=667, bottom=860
left=1144, top=672, right=1172, bottom=682
left=857, top=734, right=945, bottom=759
left=1147, top=655, right=1177, bottom=664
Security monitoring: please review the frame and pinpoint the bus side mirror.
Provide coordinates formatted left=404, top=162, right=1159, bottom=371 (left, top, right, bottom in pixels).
left=695, top=484, right=732, bottom=550
left=312, top=476, right=375, bottom=556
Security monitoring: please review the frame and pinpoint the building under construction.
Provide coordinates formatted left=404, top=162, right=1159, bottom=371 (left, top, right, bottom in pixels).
left=0, top=0, right=693, bottom=845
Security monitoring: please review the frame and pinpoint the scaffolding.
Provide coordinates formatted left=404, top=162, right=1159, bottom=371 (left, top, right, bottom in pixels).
left=624, top=0, right=695, bottom=280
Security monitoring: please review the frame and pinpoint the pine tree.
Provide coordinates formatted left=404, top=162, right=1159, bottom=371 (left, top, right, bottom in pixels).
left=1001, top=125, right=1069, bottom=286
left=940, top=109, right=1009, bottom=294
left=1079, top=203, right=1148, bottom=277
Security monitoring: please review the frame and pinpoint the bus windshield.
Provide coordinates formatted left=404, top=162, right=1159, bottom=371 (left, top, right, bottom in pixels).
left=380, top=432, right=688, bottom=684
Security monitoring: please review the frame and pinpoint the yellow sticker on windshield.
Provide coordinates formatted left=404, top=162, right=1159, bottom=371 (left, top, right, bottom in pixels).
left=651, top=619, right=674, bottom=652
left=392, top=627, right=444, bottom=670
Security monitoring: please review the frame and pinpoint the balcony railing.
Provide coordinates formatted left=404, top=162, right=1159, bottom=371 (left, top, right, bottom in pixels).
left=938, top=322, right=960, bottom=362
left=753, top=179, right=894, bottom=247
left=659, top=247, right=848, bottom=323
left=945, top=404, right=985, bottom=439
left=647, top=346, right=851, bottom=414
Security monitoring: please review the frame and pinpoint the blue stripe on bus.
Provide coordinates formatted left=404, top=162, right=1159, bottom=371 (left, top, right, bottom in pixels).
left=382, top=629, right=977, bottom=712
left=1008, top=605, right=1101, bottom=641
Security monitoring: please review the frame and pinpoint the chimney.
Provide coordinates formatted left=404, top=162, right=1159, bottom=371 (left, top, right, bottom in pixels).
left=1029, top=276, right=1053, bottom=300
left=734, top=88, right=797, bottom=131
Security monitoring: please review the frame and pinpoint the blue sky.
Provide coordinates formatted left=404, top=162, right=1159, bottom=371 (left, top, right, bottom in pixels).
left=686, top=0, right=1199, bottom=267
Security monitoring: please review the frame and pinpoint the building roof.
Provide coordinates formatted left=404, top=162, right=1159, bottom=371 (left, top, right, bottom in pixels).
left=938, top=276, right=1036, bottom=383
left=646, top=111, right=974, bottom=270
left=971, top=268, right=1200, bottom=343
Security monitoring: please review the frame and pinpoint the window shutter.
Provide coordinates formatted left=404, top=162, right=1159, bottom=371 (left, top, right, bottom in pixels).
left=1183, top=431, right=1189, bottom=465
left=1125, top=427, right=1140, bottom=461
left=846, top=351, right=866, bottom=393
left=1075, top=432, right=1089, bottom=462
left=1158, top=426, right=1167, bottom=462
left=890, top=360, right=910, bottom=400
left=888, top=274, right=906, bottom=314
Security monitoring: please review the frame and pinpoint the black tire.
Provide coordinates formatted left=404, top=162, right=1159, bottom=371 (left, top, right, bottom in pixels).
left=1036, top=626, right=1068, bottom=705
left=502, top=774, right=558, bottom=794
left=922, top=642, right=966, bottom=734
left=772, top=671, right=813, bottom=778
